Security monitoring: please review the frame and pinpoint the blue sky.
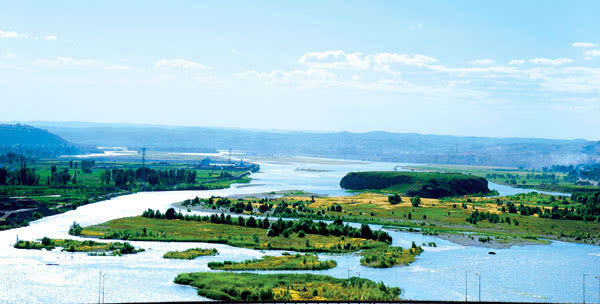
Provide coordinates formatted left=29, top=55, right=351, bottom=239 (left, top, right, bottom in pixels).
left=1, top=1, right=599, bottom=139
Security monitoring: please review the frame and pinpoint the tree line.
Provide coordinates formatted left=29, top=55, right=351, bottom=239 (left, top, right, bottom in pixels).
left=141, top=208, right=392, bottom=243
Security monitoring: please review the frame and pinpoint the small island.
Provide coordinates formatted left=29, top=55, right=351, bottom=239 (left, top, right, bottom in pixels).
left=76, top=209, right=392, bottom=253
left=163, top=248, right=218, bottom=260
left=360, top=243, right=423, bottom=268
left=174, top=272, right=401, bottom=301
left=14, top=237, right=144, bottom=256
left=340, top=171, right=492, bottom=198
left=208, top=252, right=336, bottom=270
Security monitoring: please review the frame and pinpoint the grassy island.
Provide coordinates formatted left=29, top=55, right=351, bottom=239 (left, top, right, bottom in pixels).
left=163, top=248, right=218, bottom=259
left=13, top=237, right=144, bottom=255
left=174, top=272, right=401, bottom=301
left=360, top=243, right=424, bottom=268
left=78, top=210, right=391, bottom=253
left=340, top=171, right=493, bottom=198
left=208, top=252, right=336, bottom=270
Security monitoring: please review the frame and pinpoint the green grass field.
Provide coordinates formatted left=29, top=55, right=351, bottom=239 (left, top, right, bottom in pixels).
left=207, top=253, right=336, bottom=270
left=163, top=248, right=218, bottom=259
left=224, top=191, right=600, bottom=245
left=80, top=216, right=388, bottom=253
left=360, top=245, right=423, bottom=268
left=0, top=158, right=250, bottom=230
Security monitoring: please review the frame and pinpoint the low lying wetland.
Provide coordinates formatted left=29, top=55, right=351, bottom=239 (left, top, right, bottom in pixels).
left=13, top=237, right=144, bottom=255
left=174, top=272, right=401, bottom=301
left=207, top=252, right=336, bottom=270
left=163, top=248, right=218, bottom=259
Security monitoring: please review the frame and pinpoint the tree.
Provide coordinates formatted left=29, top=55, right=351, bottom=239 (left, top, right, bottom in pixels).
left=165, top=208, right=177, bottom=220
left=411, top=196, right=421, bottom=207
left=388, top=194, right=402, bottom=205
left=69, top=222, right=83, bottom=236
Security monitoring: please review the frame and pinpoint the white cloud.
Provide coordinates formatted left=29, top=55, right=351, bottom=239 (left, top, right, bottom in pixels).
left=572, top=42, right=597, bottom=48
left=235, top=68, right=336, bottom=86
left=44, top=35, right=57, bottom=41
left=509, top=59, right=525, bottom=65
left=31, top=57, right=131, bottom=71
left=583, top=50, right=600, bottom=59
left=470, top=59, right=495, bottom=65
left=154, top=59, right=211, bottom=70
left=299, top=51, right=370, bottom=69
left=298, top=50, right=437, bottom=70
left=369, top=53, right=437, bottom=66
left=0, top=30, right=21, bottom=39
left=104, top=64, right=132, bottom=71
left=33, top=57, right=98, bottom=68
left=529, top=58, right=573, bottom=65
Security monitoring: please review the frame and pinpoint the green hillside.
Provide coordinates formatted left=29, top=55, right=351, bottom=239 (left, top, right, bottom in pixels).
left=339, top=171, right=492, bottom=198
left=0, top=124, right=80, bottom=156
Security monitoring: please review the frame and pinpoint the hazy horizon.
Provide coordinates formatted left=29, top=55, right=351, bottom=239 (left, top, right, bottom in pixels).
left=4, top=119, right=595, bottom=142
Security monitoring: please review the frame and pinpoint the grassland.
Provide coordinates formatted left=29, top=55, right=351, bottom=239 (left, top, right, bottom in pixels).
left=360, top=244, right=423, bottom=268
left=222, top=191, right=600, bottom=246
left=79, top=216, right=388, bottom=253
left=207, top=253, right=336, bottom=270
left=163, top=248, right=218, bottom=259
left=174, top=272, right=401, bottom=301
left=340, top=171, right=494, bottom=198
left=13, top=237, right=144, bottom=255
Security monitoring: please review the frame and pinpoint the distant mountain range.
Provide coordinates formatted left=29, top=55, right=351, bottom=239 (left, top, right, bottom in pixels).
left=11, top=121, right=598, bottom=168
left=0, top=124, right=82, bottom=157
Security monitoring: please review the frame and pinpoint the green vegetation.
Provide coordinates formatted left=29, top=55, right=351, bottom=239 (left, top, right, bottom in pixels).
left=223, top=191, right=600, bottom=245
left=0, top=152, right=252, bottom=231
left=208, top=253, right=336, bottom=270
left=360, top=242, right=424, bottom=268
left=340, top=171, right=493, bottom=198
left=163, top=248, right=218, bottom=259
left=13, top=237, right=144, bottom=255
left=78, top=214, right=390, bottom=253
left=174, top=272, right=401, bottom=301
left=405, top=164, right=600, bottom=194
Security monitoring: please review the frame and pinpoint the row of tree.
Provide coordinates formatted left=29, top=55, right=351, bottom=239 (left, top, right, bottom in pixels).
left=100, top=167, right=199, bottom=189
left=141, top=208, right=392, bottom=243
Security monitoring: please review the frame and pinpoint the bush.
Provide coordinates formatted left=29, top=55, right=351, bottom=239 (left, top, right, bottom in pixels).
left=69, top=222, right=83, bottom=236
left=411, top=196, right=421, bottom=207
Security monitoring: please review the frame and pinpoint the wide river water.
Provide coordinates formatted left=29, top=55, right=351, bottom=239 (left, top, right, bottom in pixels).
left=0, top=158, right=598, bottom=303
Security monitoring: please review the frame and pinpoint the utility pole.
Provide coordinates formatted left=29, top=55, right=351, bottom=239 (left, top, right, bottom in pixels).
left=465, top=270, right=468, bottom=302
left=140, top=147, right=147, bottom=188
left=102, top=272, right=107, bottom=304
left=475, top=273, right=481, bottom=302
left=98, top=271, right=102, bottom=304
left=98, top=271, right=107, bottom=304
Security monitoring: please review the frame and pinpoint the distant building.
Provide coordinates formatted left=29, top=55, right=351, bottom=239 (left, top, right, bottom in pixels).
left=195, top=157, right=259, bottom=172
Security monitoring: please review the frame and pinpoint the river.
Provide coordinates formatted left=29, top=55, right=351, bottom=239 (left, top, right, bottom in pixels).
left=0, top=159, right=597, bottom=303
